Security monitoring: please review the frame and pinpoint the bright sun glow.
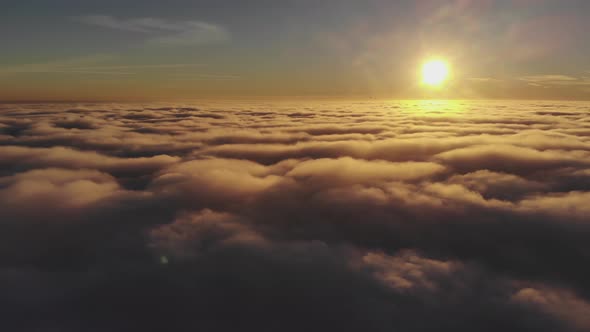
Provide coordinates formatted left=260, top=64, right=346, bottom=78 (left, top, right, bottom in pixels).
left=422, top=60, right=450, bottom=86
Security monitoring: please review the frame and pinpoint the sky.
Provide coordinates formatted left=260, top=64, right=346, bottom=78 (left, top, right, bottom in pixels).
left=1, top=0, right=590, bottom=100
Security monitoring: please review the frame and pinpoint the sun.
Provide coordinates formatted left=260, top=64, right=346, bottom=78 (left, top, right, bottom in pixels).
left=422, top=59, right=450, bottom=87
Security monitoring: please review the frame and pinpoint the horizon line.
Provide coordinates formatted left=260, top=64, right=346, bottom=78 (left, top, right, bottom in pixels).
left=2, top=96, right=590, bottom=104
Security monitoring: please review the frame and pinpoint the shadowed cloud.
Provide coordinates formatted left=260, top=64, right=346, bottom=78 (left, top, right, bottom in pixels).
left=1, top=100, right=590, bottom=331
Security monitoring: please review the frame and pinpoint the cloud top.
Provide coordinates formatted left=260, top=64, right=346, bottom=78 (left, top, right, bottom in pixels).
left=1, top=100, right=590, bottom=331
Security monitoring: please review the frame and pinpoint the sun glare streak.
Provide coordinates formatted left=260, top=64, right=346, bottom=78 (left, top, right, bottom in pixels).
left=400, top=99, right=465, bottom=114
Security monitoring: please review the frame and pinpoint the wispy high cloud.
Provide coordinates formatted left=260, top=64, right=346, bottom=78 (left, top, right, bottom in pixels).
left=0, top=55, right=219, bottom=77
left=0, top=55, right=125, bottom=75
left=467, top=77, right=502, bottom=83
left=0, top=63, right=206, bottom=75
left=519, top=74, right=590, bottom=87
left=75, top=15, right=230, bottom=46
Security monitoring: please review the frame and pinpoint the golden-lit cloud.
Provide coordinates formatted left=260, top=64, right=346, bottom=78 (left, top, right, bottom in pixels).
left=2, top=100, right=590, bottom=330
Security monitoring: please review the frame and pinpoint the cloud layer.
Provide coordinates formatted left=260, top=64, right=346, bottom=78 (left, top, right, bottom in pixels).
left=1, top=100, right=590, bottom=331
left=76, top=15, right=230, bottom=46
